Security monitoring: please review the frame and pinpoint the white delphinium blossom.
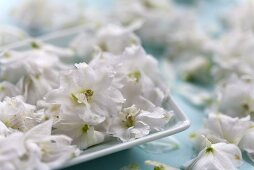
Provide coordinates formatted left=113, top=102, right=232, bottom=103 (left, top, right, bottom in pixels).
left=94, top=25, right=140, bottom=54
left=202, top=113, right=250, bottom=145
left=212, top=31, right=254, bottom=81
left=0, top=50, right=66, bottom=104
left=165, top=18, right=213, bottom=61
left=0, top=120, right=79, bottom=170
left=222, top=0, right=254, bottom=32
left=164, top=23, right=215, bottom=84
left=215, top=75, right=254, bottom=119
left=109, top=105, right=172, bottom=141
left=44, top=63, right=124, bottom=148
left=161, top=19, right=214, bottom=104
left=36, top=101, right=62, bottom=125
left=185, top=138, right=242, bottom=170
left=145, top=160, right=178, bottom=170
left=239, top=122, right=254, bottom=162
left=11, top=0, right=84, bottom=32
left=189, top=113, right=251, bottom=153
left=45, top=62, right=124, bottom=118
left=28, top=41, right=76, bottom=64
left=119, top=46, right=169, bottom=107
left=0, top=81, right=21, bottom=101
left=0, top=121, right=12, bottom=139
left=112, top=0, right=173, bottom=45
left=0, top=96, right=43, bottom=133
left=113, top=0, right=171, bottom=25
left=53, top=110, right=106, bottom=149
left=179, top=56, right=212, bottom=85
left=0, top=26, right=27, bottom=47
left=70, top=24, right=140, bottom=60
left=189, top=113, right=254, bottom=165
left=90, top=46, right=169, bottom=107
left=90, top=46, right=172, bottom=142
left=69, top=30, right=96, bottom=60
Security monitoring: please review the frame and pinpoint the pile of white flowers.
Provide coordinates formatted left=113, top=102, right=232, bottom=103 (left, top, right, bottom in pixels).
left=0, top=23, right=173, bottom=169
left=2, top=0, right=254, bottom=169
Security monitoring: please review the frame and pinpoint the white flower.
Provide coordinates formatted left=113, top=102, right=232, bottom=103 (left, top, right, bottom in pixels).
left=36, top=101, right=62, bottom=125
left=190, top=113, right=251, bottom=153
left=0, top=50, right=65, bottom=104
left=165, top=26, right=213, bottom=62
left=45, top=62, right=124, bottom=118
left=70, top=24, right=140, bottom=60
left=239, top=122, right=254, bottom=162
left=12, top=0, right=84, bottom=32
left=0, top=121, right=12, bottom=139
left=0, top=120, right=79, bottom=170
left=53, top=111, right=105, bottom=150
left=0, top=132, right=25, bottom=170
left=212, top=31, right=254, bottom=81
left=0, top=82, right=21, bottom=101
left=69, top=30, right=96, bottom=60
left=222, top=0, right=254, bottom=32
left=215, top=75, right=254, bottom=119
left=0, top=96, right=42, bottom=133
left=0, top=26, right=27, bottom=47
left=145, top=160, right=178, bottom=170
left=113, top=0, right=171, bottom=25
left=179, top=56, right=212, bottom=85
left=23, top=120, right=80, bottom=169
left=94, top=25, right=140, bottom=54
left=28, top=41, right=76, bottom=64
left=185, top=139, right=242, bottom=170
left=109, top=105, right=172, bottom=141
left=113, top=0, right=172, bottom=45
left=120, top=46, right=169, bottom=106
left=90, top=46, right=169, bottom=107
left=204, top=113, right=251, bottom=145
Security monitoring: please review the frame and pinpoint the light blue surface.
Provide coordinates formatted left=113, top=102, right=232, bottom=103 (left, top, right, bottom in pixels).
left=1, top=1, right=254, bottom=170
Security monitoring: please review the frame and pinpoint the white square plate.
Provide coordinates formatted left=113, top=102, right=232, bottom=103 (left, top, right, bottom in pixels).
left=0, top=26, right=190, bottom=169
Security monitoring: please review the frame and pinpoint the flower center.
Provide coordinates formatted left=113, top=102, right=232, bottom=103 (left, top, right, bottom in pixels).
left=242, top=103, right=249, bottom=110
left=121, top=105, right=140, bottom=128
left=154, top=165, right=165, bottom=170
left=71, top=89, right=94, bottom=104
left=142, top=1, right=155, bottom=9
left=82, top=124, right=89, bottom=133
left=0, top=85, right=5, bottom=92
left=128, top=70, right=141, bottom=82
left=98, top=42, right=108, bottom=51
left=205, top=147, right=214, bottom=154
left=80, top=89, right=94, bottom=102
left=235, top=154, right=240, bottom=160
left=31, top=41, right=40, bottom=49
left=125, top=115, right=135, bottom=128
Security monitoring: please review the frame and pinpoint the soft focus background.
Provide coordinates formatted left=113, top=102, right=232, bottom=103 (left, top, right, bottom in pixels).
left=0, top=0, right=253, bottom=170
